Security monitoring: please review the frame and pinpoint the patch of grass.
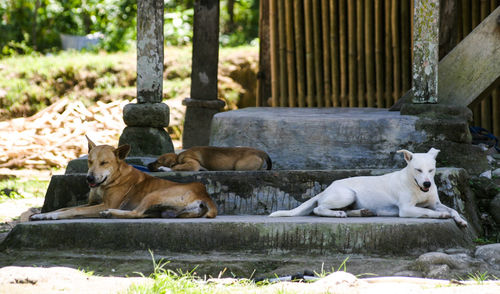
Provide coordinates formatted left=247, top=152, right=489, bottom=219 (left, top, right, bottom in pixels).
left=0, top=178, right=49, bottom=202
left=467, top=271, right=491, bottom=284
left=473, top=237, right=496, bottom=245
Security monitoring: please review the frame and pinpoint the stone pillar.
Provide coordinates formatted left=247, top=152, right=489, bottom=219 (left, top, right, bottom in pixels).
left=412, top=0, right=440, bottom=104
left=119, top=0, right=174, bottom=156
left=182, top=0, right=225, bottom=148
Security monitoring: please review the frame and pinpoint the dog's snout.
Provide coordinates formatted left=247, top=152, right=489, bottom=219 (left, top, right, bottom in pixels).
left=423, top=181, right=431, bottom=188
left=86, top=174, right=95, bottom=184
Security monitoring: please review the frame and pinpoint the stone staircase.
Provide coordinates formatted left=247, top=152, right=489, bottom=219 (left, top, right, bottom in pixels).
left=0, top=107, right=486, bottom=278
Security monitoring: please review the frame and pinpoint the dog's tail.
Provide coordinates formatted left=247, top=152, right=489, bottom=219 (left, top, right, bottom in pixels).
left=260, top=152, right=272, bottom=170
left=269, top=193, right=321, bottom=217
left=204, top=198, right=218, bottom=218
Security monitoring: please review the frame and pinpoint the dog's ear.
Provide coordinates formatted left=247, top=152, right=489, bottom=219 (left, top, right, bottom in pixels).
left=397, top=149, right=413, bottom=163
left=427, top=148, right=440, bottom=159
left=86, top=135, right=96, bottom=153
left=114, top=144, right=131, bottom=160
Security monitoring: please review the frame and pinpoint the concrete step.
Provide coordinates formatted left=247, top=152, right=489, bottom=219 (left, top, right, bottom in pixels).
left=39, top=168, right=481, bottom=233
left=209, top=107, right=474, bottom=170
left=1, top=216, right=475, bottom=256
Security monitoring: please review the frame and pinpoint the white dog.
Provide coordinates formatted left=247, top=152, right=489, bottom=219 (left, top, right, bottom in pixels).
left=270, top=148, right=467, bottom=227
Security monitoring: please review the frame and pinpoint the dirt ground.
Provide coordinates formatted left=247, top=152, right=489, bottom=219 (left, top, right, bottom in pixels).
left=0, top=266, right=499, bottom=294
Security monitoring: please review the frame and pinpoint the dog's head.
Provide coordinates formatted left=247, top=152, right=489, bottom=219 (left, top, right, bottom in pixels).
left=86, top=136, right=130, bottom=188
left=397, top=148, right=440, bottom=193
left=147, top=153, right=177, bottom=172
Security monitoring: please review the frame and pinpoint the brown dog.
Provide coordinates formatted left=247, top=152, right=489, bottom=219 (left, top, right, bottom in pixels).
left=30, top=137, right=217, bottom=220
left=147, top=146, right=272, bottom=172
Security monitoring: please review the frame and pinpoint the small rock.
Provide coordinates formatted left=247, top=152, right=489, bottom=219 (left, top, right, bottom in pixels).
left=480, top=170, right=492, bottom=179
left=490, top=195, right=500, bottom=225
left=315, top=271, right=358, bottom=287
left=427, top=264, right=450, bottom=279
left=487, top=155, right=495, bottom=164
left=475, top=243, right=500, bottom=270
left=492, top=168, right=500, bottom=177
left=392, top=270, right=423, bottom=278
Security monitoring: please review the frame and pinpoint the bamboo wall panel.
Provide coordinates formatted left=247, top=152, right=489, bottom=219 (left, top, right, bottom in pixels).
left=266, top=0, right=500, bottom=136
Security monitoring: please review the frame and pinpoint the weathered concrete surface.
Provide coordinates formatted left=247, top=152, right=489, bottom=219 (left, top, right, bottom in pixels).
left=412, top=0, right=439, bottom=103
left=210, top=108, right=485, bottom=173
left=40, top=168, right=481, bottom=233
left=0, top=216, right=475, bottom=257
left=122, top=102, right=170, bottom=127
left=118, top=126, right=174, bottom=157
left=438, top=6, right=500, bottom=106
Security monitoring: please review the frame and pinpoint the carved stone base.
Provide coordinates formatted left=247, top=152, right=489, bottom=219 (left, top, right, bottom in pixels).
left=119, top=126, right=173, bottom=157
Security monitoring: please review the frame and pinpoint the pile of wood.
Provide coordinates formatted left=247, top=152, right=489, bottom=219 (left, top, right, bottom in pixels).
left=0, top=98, right=128, bottom=169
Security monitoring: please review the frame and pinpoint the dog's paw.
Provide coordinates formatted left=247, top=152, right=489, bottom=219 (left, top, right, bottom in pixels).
left=338, top=211, right=348, bottom=218
left=29, top=213, right=58, bottom=221
left=455, top=217, right=468, bottom=228
left=438, top=212, right=451, bottom=219
left=158, top=166, right=173, bottom=172
left=100, top=210, right=113, bottom=218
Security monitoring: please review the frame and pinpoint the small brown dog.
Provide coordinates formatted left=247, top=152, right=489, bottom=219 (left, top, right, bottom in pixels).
left=148, top=146, right=272, bottom=172
left=30, top=136, right=217, bottom=220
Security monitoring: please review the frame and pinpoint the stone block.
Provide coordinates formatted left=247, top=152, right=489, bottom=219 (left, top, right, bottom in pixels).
left=122, top=103, right=170, bottom=127
left=118, top=126, right=173, bottom=157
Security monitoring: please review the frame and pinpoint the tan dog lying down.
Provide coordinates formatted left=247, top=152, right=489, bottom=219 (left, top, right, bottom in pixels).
left=30, top=137, right=217, bottom=220
left=147, top=146, right=272, bottom=172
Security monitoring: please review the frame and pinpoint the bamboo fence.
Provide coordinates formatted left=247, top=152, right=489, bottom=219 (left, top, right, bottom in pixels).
left=266, top=0, right=500, bottom=136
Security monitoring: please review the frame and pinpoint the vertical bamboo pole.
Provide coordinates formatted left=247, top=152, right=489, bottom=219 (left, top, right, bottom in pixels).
left=385, top=0, right=393, bottom=107
left=330, top=0, right=341, bottom=107
left=339, top=0, right=348, bottom=107
left=294, top=0, right=306, bottom=107
left=285, top=0, right=296, bottom=107
left=375, top=0, right=384, bottom=108
left=493, top=89, right=500, bottom=137
left=365, top=0, right=375, bottom=107
left=411, top=0, right=414, bottom=64
left=322, top=0, right=332, bottom=107
left=480, top=0, right=491, bottom=130
left=391, top=0, right=401, bottom=103
left=305, top=0, right=316, bottom=107
left=313, top=0, right=324, bottom=107
left=270, top=0, right=279, bottom=107
left=457, top=0, right=463, bottom=41
left=356, top=0, right=365, bottom=107
left=347, top=0, right=357, bottom=107
left=462, top=0, right=471, bottom=35
left=491, top=1, right=499, bottom=135
left=471, top=0, right=480, bottom=125
left=401, top=0, right=411, bottom=94
left=278, top=0, right=288, bottom=106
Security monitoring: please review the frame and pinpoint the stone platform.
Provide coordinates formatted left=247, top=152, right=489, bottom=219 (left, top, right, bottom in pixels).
left=209, top=107, right=487, bottom=174
left=39, top=169, right=481, bottom=234
left=1, top=216, right=474, bottom=255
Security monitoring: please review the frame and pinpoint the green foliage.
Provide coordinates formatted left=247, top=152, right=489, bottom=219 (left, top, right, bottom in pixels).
left=0, top=177, right=49, bottom=202
left=0, top=0, right=137, bottom=55
left=0, top=0, right=259, bottom=56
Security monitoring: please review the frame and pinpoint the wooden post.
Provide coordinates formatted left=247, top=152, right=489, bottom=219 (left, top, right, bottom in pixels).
left=392, top=0, right=401, bottom=103
left=313, top=0, right=324, bottom=107
left=119, top=0, right=173, bottom=156
left=339, top=0, right=348, bottom=107
left=278, top=0, right=288, bottom=106
left=285, top=0, right=296, bottom=107
left=347, top=0, right=357, bottom=107
left=270, top=0, right=279, bottom=107
left=365, top=0, right=375, bottom=107
left=182, top=0, right=225, bottom=148
left=330, top=0, right=340, bottom=107
left=375, top=0, right=384, bottom=107
left=305, top=0, right=316, bottom=107
left=412, top=0, right=439, bottom=103
left=384, top=0, right=393, bottom=106
left=322, top=0, right=332, bottom=107
left=257, top=0, right=271, bottom=106
left=294, top=0, right=306, bottom=107
left=356, top=0, right=365, bottom=107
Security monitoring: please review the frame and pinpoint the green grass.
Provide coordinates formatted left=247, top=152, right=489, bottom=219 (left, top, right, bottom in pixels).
left=0, top=177, right=49, bottom=202
left=0, top=45, right=258, bottom=120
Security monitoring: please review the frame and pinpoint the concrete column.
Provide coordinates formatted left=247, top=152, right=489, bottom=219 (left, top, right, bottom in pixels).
left=182, top=0, right=225, bottom=148
left=412, top=0, right=440, bottom=104
left=119, top=0, right=174, bottom=156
